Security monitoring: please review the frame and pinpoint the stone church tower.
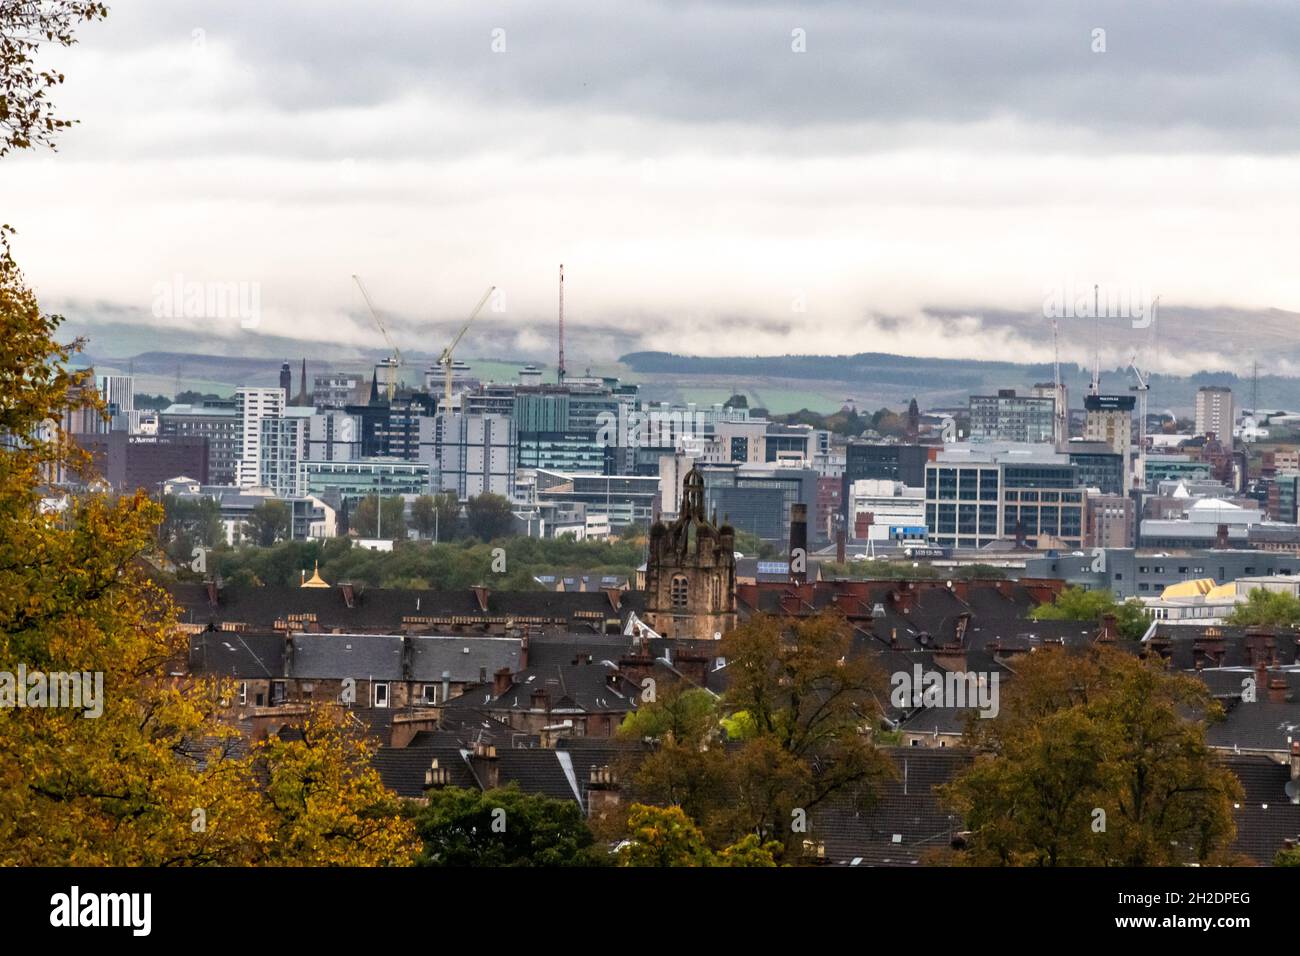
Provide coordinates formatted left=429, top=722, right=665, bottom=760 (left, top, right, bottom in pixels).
left=644, top=468, right=737, bottom=639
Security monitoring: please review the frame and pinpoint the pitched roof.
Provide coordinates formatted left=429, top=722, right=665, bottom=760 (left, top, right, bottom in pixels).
left=1222, top=754, right=1300, bottom=864
left=1207, top=699, right=1300, bottom=754
left=808, top=748, right=972, bottom=866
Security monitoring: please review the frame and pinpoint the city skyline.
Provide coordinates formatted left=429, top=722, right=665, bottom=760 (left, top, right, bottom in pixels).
left=10, top=0, right=1300, bottom=377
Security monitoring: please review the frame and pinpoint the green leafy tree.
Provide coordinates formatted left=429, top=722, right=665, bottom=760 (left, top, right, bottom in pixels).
left=465, top=492, right=514, bottom=541
left=159, top=493, right=223, bottom=567
left=244, top=498, right=291, bottom=547
left=716, top=614, right=895, bottom=851
left=349, top=494, right=405, bottom=539
left=618, top=804, right=715, bottom=866
left=431, top=491, right=462, bottom=541
left=941, top=645, right=1242, bottom=866
left=410, top=495, right=437, bottom=538
left=1227, top=588, right=1300, bottom=627
left=618, top=804, right=781, bottom=867
left=1031, top=586, right=1149, bottom=640
left=619, top=613, right=893, bottom=856
left=413, top=785, right=605, bottom=866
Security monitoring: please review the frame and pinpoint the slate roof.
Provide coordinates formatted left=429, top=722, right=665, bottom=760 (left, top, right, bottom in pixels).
left=190, top=632, right=524, bottom=685
left=373, top=742, right=480, bottom=797
left=1150, top=623, right=1300, bottom=669
left=1206, top=699, right=1300, bottom=754
left=1222, top=754, right=1300, bottom=864
left=807, top=748, right=972, bottom=866
left=291, top=633, right=404, bottom=681
left=169, top=581, right=643, bottom=632
left=448, top=661, right=641, bottom=716
left=408, top=636, right=524, bottom=683
left=188, top=632, right=286, bottom=678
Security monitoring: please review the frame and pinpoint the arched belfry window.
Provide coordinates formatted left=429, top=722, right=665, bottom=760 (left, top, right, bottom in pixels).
left=671, top=574, right=689, bottom=609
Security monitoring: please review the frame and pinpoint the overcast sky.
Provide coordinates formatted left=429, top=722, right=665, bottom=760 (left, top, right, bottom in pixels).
left=8, top=0, right=1300, bottom=373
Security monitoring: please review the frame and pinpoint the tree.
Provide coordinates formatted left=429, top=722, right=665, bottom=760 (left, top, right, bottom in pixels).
left=617, top=804, right=781, bottom=867
left=413, top=785, right=604, bottom=867
left=619, top=613, right=893, bottom=855
left=160, top=493, right=223, bottom=567
left=1031, top=586, right=1149, bottom=640
left=244, top=498, right=290, bottom=547
left=618, top=804, right=715, bottom=866
left=465, top=492, right=514, bottom=541
left=940, top=645, right=1242, bottom=866
left=431, top=491, right=462, bottom=541
left=253, top=708, right=416, bottom=866
left=0, top=1, right=108, bottom=156
left=719, top=613, right=894, bottom=849
left=348, top=494, right=405, bottom=539
left=0, top=34, right=416, bottom=860
left=1227, top=588, right=1300, bottom=627
left=410, top=495, right=437, bottom=538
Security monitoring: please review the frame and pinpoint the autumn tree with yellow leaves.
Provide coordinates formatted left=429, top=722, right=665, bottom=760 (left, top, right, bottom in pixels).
left=0, top=3, right=415, bottom=866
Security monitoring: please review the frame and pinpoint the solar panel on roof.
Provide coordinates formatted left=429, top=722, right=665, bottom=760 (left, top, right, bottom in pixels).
left=757, top=561, right=788, bottom=575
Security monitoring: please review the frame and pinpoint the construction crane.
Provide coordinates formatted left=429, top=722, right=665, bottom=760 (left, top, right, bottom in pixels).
left=1129, top=357, right=1150, bottom=492
left=1128, top=295, right=1159, bottom=492
left=352, top=274, right=401, bottom=401
left=437, top=286, right=495, bottom=410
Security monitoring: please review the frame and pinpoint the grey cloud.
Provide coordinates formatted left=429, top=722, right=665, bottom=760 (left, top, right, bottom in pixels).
left=93, top=0, right=1300, bottom=148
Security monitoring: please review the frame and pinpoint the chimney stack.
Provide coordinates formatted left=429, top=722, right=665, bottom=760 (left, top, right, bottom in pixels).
left=789, top=503, right=808, bottom=586
left=470, top=741, right=499, bottom=790
left=1098, top=613, right=1118, bottom=643
left=1268, top=677, right=1289, bottom=704
left=492, top=667, right=513, bottom=697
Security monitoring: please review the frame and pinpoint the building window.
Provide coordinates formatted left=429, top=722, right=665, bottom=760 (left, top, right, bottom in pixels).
left=373, top=683, right=390, bottom=708
left=422, top=684, right=438, bottom=705
left=671, top=575, right=689, bottom=609
left=270, top=681, right=286, bottom=705
left=238, top=682, right=247, bottom=706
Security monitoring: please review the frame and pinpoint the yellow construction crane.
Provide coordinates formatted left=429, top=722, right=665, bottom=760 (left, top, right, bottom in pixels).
left=438, top=286, right=495, bottom=410
left=352, top=274, right=401, bottom=401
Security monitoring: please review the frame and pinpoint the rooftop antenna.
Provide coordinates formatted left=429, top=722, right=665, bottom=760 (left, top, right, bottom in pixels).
left=1090, top=283, right=1101, bottom=396
left=557, top=264, right=566, bottom=384
left=1052, top=315, right=1066, bottom=446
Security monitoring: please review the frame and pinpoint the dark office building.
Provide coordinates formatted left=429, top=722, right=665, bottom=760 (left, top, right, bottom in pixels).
left=841, top=442, right=931, bottom=516
left=1065, top=441, right=1124, bottom=496
left=159, top=401, right=239, bottom=484
left=78, top=432, right=209, bottom=492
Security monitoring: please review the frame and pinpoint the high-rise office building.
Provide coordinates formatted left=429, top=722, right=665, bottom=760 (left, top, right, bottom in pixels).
left=969, top=389, right=1055, bottom=444
left=96, top=374, right=137, bottom=432
left=236, top=387, right=286, bottom=487
left=1195, top=386, right=1234, bottom=440
left=1083, top=394, right=1135, bottom=490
